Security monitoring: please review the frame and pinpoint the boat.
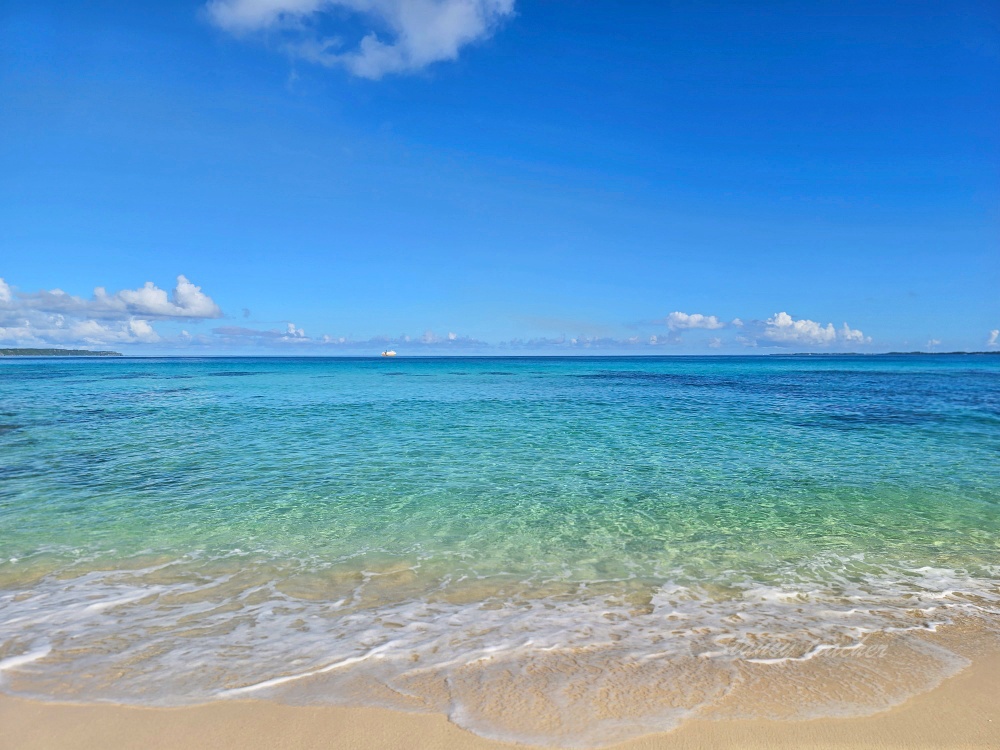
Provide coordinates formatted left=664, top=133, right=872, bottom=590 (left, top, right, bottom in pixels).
left=381, top=349, right=397, bottom=357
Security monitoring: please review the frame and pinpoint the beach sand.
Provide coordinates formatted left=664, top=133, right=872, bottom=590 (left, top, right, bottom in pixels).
left=2, top=646, right=997, bottom=750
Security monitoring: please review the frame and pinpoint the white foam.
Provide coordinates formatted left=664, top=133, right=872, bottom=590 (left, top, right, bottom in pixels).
left=0, top=645, right=52, bottom=687
left=220, top=643, right=395, bottom=697
left=83, top=590, right=156, bottom=613
left=0, top=554, right=997, bottom=747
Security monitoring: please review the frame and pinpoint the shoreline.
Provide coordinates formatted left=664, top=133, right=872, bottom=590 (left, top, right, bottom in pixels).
left=2, top=644, right=997, bottom=750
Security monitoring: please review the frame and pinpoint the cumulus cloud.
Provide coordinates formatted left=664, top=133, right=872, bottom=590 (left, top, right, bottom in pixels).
left=5, top=275, right=221, bottom=321
left=758, top=312, right=869, bottom=347
left=987, top=329, right=998, bottom=348
left=0, top=276, right=221, bottom=347
left=763, top=312, right=836, bottom=345
left=205, top=0, right=515, bottom=79
left=664, top=311, right=726, bottom=331
left=125, top=319, right=160, bottom=342
left=838, top=322, right=868, bottom=344
left=111, top=276, right=221, bottom=319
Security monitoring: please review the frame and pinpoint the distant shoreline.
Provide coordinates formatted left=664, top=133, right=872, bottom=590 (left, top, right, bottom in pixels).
left=0, top=348, right=123, bottom=357
left=780, top=350, right=1000, bottom=356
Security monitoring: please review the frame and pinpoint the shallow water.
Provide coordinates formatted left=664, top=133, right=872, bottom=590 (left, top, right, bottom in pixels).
left=1, top=355, right=998, bottom=746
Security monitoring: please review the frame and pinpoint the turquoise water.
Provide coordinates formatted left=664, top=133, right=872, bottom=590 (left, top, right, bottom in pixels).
left=1, top=356, right=999, bottom=746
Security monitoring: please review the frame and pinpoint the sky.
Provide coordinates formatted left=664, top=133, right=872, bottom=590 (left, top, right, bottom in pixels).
left=1, top=0, right=998, bottom=354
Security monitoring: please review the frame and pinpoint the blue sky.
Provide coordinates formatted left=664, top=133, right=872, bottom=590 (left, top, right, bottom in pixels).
left=1, top=0, right=998, bottom=353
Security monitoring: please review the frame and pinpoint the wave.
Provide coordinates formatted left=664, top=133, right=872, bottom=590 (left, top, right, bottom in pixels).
left=0, top=553, right=998, bottom=747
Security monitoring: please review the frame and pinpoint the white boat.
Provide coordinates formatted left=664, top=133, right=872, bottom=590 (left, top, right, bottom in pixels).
left=381, top=349, right=397, bottom=357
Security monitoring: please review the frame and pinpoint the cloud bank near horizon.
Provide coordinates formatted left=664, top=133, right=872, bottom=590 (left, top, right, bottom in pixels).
left=648, top=310, right=869, bottom=349
left=0, top=276, right=902, bottom=353
left=204, top=0, right=516, bottom=79
left=0, top=276, right=221, bottom=347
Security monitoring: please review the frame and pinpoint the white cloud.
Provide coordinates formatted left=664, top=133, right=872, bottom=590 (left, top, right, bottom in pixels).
left=0, top=276, right=220, bottom=347
left=8, top=275, right=222, bottom=321
left=206, top=0, right=324, bottom=30
left=170, top=276, right=223, bottom=318
left=205, top=0, right=516, bottom=79
left=839, top=322, right=867, bottom=344
left=987, top=330, right=998, bottom=348
left=927, top=338, right=942, bottom=348
left=107, top=276, right=221, bottom=319
left=708, top=337, right=722, bottom=349
left=127, top=319, right=160, bottom=343
left=760, top=312, right=869, bottom=347
left=764, top=312, right=835, bottom=344
left=664, top=311, right=725, bottom=331
left=0, top=316, right=161, bottom=347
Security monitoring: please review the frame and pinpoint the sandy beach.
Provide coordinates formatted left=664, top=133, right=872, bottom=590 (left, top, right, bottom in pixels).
left=3, top=643, right=997, bottom=750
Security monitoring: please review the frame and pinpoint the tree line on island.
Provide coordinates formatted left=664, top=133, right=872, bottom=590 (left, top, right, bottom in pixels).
left=0, top=348, right=123, bottom=357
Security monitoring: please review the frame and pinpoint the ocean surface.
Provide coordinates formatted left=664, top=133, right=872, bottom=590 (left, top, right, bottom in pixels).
left=1, top=355, right=999, bottom=746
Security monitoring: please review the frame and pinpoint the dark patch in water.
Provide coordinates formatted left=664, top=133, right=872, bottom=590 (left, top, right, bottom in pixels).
left=821, top=410, right=939, bottom=429
left=577, top=372, right=744, bottom=389
left=208, top=372, right=261, bottom=377
left=103, top=372, right=161, bottom=380
left=0, top=423, right=23, bottom=435
left=0, top=370, right=76, bottom=382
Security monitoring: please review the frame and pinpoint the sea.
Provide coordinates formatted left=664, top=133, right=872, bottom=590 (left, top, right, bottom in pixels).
left=1, top=355, right=998, bottom=747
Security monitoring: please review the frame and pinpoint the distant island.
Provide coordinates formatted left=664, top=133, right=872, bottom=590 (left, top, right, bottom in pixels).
left=0, top=348, right=123, bottom=357
left=775, top=351, right=1000, bottom=357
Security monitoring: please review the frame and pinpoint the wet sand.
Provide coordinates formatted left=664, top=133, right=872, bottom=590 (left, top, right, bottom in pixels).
left=2, top=646, right=997, bottom=750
